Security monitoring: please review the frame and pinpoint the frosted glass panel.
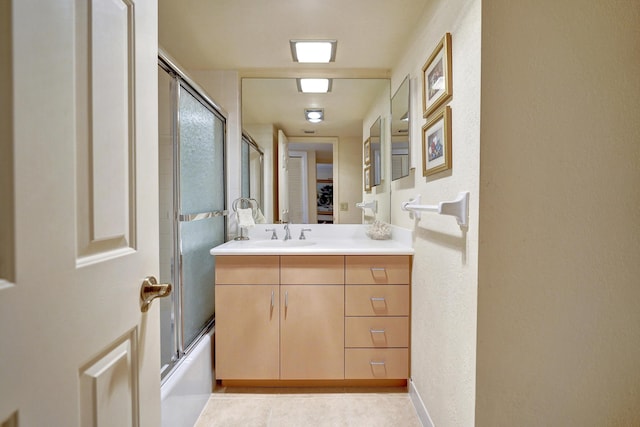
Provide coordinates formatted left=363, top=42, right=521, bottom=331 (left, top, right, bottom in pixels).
left=180, top=217, right=224, bottom=347
left=179, top=87, right=225, bottom=214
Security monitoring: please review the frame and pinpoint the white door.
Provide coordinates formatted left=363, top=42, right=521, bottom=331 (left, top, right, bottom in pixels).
left=0, top=1, right=161, bottom=426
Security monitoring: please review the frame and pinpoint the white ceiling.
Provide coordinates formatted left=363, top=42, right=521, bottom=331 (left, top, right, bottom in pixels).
left=158, top=0, right=429, bottom=138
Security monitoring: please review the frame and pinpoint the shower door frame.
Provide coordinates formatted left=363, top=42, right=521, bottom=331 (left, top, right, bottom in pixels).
left=159, top=51, right=228, bottom=382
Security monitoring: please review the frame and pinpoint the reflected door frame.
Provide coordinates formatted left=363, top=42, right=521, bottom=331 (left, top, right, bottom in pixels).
left=285, top=136, right=338, bottom=224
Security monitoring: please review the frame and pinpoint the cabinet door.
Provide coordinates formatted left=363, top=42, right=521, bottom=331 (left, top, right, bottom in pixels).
left=215, top=285, right=279, bottom=379
left=280, top=285, right=344, bottom=379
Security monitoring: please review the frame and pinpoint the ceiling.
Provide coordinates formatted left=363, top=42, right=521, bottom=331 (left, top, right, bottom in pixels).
left=158, top=0, right=429, bottom=138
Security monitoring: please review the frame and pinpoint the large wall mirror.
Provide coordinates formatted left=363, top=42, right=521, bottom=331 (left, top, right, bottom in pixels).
left=391, top=75, right=410, bottom=180
left=242, top=78, right=390, bottom=224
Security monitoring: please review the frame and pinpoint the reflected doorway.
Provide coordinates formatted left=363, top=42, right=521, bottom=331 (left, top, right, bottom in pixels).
left=288, top=142, right=333, bottom=224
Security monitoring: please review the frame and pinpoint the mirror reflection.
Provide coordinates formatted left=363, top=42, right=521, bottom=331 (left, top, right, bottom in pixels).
left=369, top=116, right=382, bottom=187
left=391, top=76, right=410, bottom=180
left=240, top=132, right=263, bottom=210
left=288, top=141, right=334, bottom=224
left=242, top=78, right=390, bottom=224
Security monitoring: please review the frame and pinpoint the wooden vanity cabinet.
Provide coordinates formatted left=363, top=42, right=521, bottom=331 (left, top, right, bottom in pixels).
left=214, top=256, right=280, bottom=380
left=215, top=255, right=345, bottom=381
left=215, top=254, right=411, bottom=384
left=215, top=284, right=279, bottom=379
left=344, top=255, right=411, bottom=380
left=280, top=256, right=344, bottom=379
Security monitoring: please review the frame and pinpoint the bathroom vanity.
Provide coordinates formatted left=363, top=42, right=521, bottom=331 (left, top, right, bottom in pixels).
left=210, top=224, right=414, bottom=387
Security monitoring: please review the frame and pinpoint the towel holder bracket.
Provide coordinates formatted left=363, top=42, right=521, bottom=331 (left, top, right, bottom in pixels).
left=401, top=192, right=470, bottom=227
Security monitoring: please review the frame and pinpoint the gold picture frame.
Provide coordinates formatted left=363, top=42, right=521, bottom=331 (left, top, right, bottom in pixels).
left=363, top=138, right=371, bottom=165
left=364, top=165, right=372, bottom=191
left=422, top=106, right=452, bottom=176
left=422, top=32, right=452, bottom=118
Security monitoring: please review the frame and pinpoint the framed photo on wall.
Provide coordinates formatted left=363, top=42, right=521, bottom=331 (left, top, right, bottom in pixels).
left=422, top=106, right=452, bottom=176
left=363, top=138, right=371, bottom=165
left=364, top=165, right=372, bottom=191
left=422, top=32, right=452, bottom=118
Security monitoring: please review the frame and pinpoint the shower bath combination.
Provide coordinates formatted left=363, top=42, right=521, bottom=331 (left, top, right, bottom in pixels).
left=158, top=51, right=227, bottom=426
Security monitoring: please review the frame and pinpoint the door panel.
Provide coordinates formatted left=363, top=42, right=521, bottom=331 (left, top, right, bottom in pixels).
left=76, top=0, right=137, bottom=262
left=280, top=285, right=344, bottom=379
left=0, top=1, right=160, bottom=425
left=215, top=285, right=280, bottom=379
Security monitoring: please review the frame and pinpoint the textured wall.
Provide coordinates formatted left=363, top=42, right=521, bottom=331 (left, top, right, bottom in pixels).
left=388, top=0, right=481, bottom=425
left=477, top=1, right=640, bottom=425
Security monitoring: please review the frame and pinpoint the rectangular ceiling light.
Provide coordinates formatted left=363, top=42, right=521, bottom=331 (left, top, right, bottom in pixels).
left=296, top=78, right=332, bottom=93
left=290, top=40, right=337, bottom=63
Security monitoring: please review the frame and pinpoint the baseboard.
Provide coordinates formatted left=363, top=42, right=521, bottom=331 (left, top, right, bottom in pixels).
left=409, top=379, right=435, bottom=427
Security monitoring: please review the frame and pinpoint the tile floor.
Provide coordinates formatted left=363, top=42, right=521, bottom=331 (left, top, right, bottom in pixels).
left=194, top=387, right=422, bottom=427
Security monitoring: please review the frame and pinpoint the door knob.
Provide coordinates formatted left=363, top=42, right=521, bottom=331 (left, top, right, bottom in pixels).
left=140, top=276, right=172, bottom=313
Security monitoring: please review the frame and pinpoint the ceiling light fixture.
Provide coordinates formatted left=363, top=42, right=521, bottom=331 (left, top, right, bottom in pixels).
left=304, top=108, right=324, bottom=123
left=296, top=78, right=332, bottom=93
left=290, top=40, right=337, bottom=63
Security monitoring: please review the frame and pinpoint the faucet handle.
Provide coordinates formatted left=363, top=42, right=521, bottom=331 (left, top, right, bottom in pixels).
left=265, top=228, right=278, bottom=240
left=299, top=228, right=312, bottom=240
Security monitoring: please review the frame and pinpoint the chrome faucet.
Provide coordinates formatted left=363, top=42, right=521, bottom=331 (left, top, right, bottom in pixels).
left=283, top=223, right=292, bottom=241
left=299, top=228, right=312, bottom=240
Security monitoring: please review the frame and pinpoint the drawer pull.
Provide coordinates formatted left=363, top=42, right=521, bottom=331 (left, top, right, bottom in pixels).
left=369, top=361, right=386, bottom=366
left=271, top=290, right=274, bottom=309
left=370, top=267, right=386, bottom=272
left=370, top=297, right=386, bottom=302
left=369, top=329, right=386, bottom=334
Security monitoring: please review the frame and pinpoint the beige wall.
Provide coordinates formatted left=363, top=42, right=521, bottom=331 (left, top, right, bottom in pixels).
left=339, top=135, right=364, bottom=223
left=0, top=0, right=14, bottom=283
left=476, top=1, right=640, bottom=425
left=388, top=0, right=481, bottom=425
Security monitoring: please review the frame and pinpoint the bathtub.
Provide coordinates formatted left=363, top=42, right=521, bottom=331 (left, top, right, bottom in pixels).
left=161, top=328, right=214, bottom=427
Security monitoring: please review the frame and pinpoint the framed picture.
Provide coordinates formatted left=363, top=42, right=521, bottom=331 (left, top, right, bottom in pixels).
left=316, top=180, right=333, bottom=214
left=422, top=32, right=452, bottom=118
left=364, top=165, right=372, bottom=191
left=422, top=106, right=451, bottom=176
left=363, top=138, right=371, bottom=165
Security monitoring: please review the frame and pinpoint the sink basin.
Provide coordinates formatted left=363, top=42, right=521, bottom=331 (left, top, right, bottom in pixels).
left=251, top=240, right=317, bottom=248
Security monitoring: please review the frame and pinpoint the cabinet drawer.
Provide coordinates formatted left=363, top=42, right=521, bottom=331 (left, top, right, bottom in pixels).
left=345, top=285, right=410, bottom=316
left=345, top=348, right=408, bottom=379
left=215, top=255, right=279, bottom=285
left=281, top=255, right=344, bottom=285
left=345, top=317, right=409, bottom=348
left=345, top=256, right=410, bottom=285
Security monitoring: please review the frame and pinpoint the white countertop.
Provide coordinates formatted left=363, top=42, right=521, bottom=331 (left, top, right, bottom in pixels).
left=209, top=224, right=414, bottom=256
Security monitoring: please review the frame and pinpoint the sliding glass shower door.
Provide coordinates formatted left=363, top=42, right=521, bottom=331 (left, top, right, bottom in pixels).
left=158, top=60, right=226, bottom=379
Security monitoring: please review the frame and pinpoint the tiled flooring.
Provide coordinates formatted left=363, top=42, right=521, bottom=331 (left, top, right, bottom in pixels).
left=195, top=387, right=422, bottom=427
